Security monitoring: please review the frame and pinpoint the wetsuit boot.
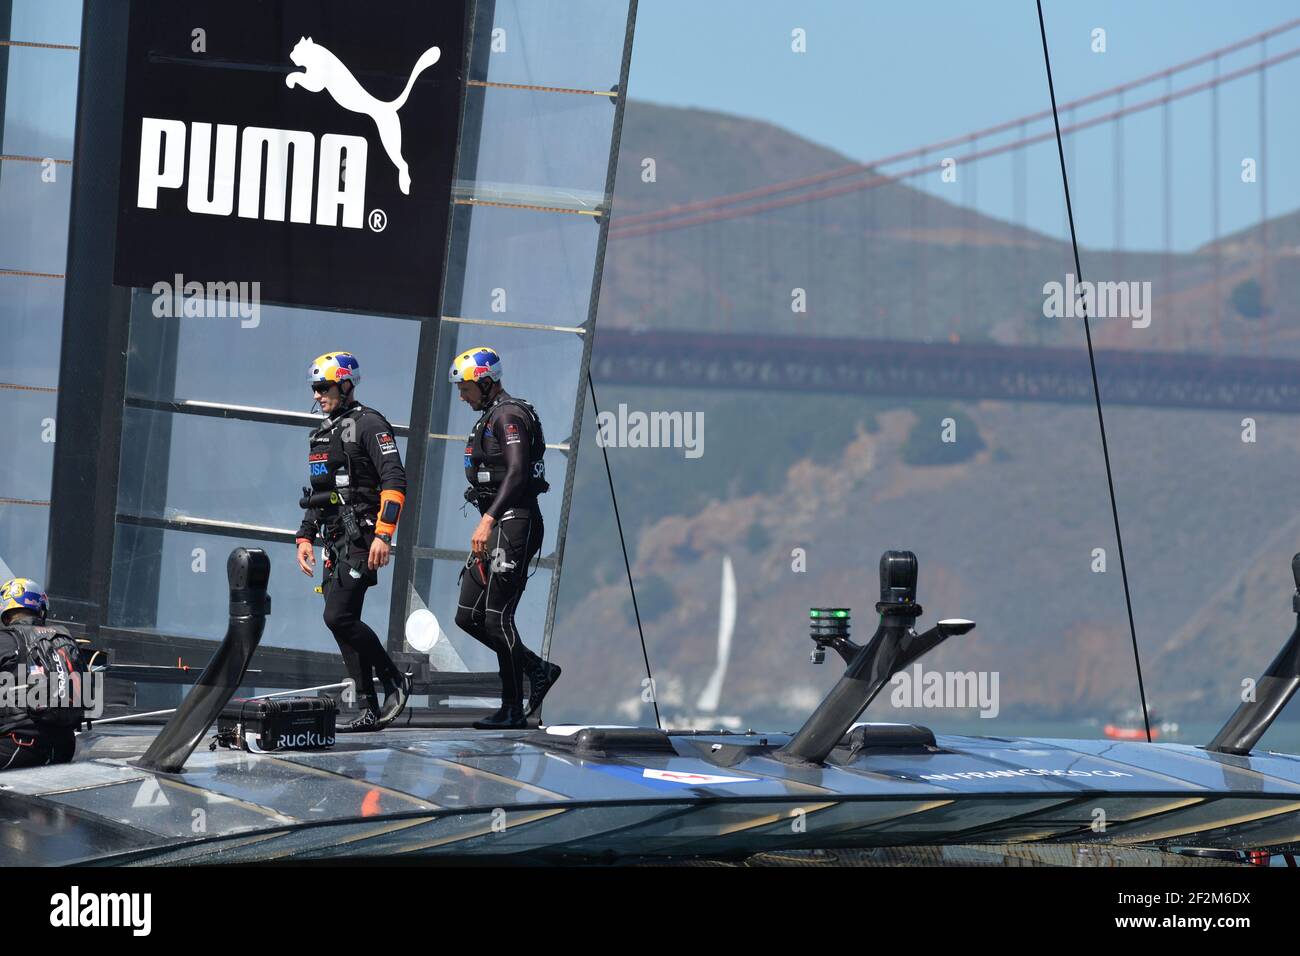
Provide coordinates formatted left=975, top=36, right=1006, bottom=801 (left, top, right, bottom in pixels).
left=377, top=671, right=413, bottom=728
left=472, top=703, right=526, bottom=729
left=340, top=705, right=380, bottom=733
left=524, top=655, right=562, bottom=718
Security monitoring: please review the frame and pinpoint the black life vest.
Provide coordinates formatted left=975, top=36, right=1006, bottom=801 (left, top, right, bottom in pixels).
left=464, top=397, right=549, bottom=495
left=307, top=404, right=382, bottom=513
left=0, top=622, right=88, bottom=731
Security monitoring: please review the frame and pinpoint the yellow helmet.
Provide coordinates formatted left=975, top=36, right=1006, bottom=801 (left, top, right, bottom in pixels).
left=1, top=577, right=47, bottom=622
left=448, top=347, right=502, bottom=385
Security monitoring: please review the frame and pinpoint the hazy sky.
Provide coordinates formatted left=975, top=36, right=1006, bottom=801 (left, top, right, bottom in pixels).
left=626, top=0, right=1300, bottom=253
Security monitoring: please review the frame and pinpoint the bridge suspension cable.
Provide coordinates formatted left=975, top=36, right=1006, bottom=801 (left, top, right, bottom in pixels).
left=611, top=18, right=1300, bottom=240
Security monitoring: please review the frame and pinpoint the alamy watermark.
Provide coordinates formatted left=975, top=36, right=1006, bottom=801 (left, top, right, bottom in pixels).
left=1042, top=273, right=1150, bottom=329
left=151, top=272, right=261, bottom=328
left=0, top=670, right=104, bottom=718
left=889, top=663, right=999, bottom=718
left=596, top=403, right=704, bottom=459
left=49, top=886, right=151, bottom=936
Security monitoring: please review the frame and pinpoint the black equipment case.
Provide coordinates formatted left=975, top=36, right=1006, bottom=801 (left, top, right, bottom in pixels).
left=215, top=696, right=337, bottom=753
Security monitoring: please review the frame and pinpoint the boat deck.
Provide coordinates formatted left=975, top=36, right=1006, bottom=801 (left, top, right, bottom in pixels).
left=3, top=722, right=1300, bottom=863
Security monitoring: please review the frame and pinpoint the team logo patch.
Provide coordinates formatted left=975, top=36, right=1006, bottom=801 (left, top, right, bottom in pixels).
left=504, top=422, right=521, bottom=446
left=376, top=432, right=398, bottom=455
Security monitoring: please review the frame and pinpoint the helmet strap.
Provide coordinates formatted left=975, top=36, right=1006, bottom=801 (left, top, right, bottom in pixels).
left=476, top=379, right=494, bottom=406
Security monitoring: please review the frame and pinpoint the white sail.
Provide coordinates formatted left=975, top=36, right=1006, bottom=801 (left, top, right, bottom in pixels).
left=695, top=555, right=736, bottom=712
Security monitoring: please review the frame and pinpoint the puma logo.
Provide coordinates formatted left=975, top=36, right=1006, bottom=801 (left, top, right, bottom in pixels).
left=285, top=37, right=440, bottom=195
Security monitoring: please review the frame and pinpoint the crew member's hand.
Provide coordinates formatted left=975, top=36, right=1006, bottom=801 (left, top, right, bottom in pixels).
left=471, top=515, right=495, bottom=558
left=368, top=537, right=391, bottom=571
left=296, top=540, right=316, bottom=577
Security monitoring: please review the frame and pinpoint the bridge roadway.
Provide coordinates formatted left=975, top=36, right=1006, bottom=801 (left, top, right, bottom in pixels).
left=591, top=330, right=1300, bottom=413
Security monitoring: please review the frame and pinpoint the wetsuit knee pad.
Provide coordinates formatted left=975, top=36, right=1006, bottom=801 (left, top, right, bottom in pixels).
left=454, top=603, right=483, bottom=634
left=481, top=613, right=514, bottom=648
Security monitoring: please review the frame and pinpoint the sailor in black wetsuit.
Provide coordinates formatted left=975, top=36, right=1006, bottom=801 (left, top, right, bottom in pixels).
left=449, top=347, right=562, bottom=729
left=296, top=351, right=412, bottom=731
left=0, top=579, right=77, bottom=769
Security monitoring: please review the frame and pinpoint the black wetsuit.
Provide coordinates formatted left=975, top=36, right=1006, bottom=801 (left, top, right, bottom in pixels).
left=454, top=391, right=548, bottom=710
left=297, top=401, right=405, bottom=713
left=0, top=625, right=76, bottom=770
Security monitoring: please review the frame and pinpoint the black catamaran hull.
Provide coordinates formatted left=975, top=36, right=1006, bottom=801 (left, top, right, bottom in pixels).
left=1, top=724, right=1299, bottom=864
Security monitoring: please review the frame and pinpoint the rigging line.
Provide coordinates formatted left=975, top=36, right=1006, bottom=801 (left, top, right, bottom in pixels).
left=587, top=369, right=662, bottom=730
left=1036, top=1, right=1151, bottom=744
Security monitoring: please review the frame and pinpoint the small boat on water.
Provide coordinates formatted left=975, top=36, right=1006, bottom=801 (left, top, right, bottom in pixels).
left=1103, top=706, right=1180, bottom=741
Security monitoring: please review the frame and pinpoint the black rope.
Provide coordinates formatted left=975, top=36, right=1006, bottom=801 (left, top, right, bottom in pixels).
left=1036, top=0, right=1152, bottom=743
left=587, top=370, right=662, bottom=729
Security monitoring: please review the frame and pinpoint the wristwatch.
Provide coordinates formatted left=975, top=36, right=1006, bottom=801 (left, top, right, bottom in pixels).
left=375, top=532, right=393, bottom=544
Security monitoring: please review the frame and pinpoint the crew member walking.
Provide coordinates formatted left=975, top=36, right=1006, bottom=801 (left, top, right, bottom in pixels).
left=450, top=347, right=561, bottom=729
left=296, top=351, right=412, bottom=731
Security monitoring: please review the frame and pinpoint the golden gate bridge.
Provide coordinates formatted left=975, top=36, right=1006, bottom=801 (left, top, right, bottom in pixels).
left=596, top=18, right=1300, bottom=411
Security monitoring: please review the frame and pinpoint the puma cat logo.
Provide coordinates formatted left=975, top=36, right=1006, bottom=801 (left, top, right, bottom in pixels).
left=285, top=36, right=440, bottom=195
